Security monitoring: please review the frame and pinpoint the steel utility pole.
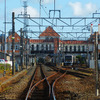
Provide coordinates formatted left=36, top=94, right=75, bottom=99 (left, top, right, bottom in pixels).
left=20, top=28, right=23, bottom=70
left=3, top=0, right=6, bottom=76
left=94, top=32, right=99, bottom=96
left=12, top=12, right=15, bottom=75
left=23, top=1, right=28, bottom=69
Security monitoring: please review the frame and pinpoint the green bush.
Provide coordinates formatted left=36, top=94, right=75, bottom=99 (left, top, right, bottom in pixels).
left=0, top=64, right=11, bottom=71
left=76, top=55, right=86, bottom=64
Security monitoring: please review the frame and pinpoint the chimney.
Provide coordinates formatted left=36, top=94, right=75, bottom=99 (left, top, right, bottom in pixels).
left=98, top=24, right=100, bottom=34
left=90, top=24, right=93, bottom=34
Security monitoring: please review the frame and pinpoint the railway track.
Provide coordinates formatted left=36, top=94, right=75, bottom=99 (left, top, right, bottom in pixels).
left=25, top=64, right=65, bottom=100
left=25, top=64, right=50, bottom=100
left=25, top=63, right=92, bottom=100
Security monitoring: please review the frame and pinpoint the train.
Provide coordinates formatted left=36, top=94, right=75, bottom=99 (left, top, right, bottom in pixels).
left=64, top=55, right=76, bottom=66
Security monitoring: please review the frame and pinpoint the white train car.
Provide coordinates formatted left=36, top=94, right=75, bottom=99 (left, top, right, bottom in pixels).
left=64, top=55, right=76, bottom=66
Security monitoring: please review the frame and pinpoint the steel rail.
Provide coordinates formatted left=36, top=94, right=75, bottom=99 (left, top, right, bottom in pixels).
left=40, top=64, right=51, bottom=97
left=25, top=64, right=51, bottom=100
left=52, top=72, right=66, bottom=100
left=25, top=66, right=38, bottom=100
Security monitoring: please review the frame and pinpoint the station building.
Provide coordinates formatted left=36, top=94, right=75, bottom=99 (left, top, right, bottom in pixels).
left=0, top=26, right=99, bottom=66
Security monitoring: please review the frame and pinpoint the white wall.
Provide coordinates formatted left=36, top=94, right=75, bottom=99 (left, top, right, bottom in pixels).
left=90, top=60, right=100, bottom=69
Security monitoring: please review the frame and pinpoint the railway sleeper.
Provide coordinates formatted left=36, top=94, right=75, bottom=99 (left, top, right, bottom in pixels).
left=61, top=91, right=78, bottom=100
left=30, top=89, right=49, bottom=100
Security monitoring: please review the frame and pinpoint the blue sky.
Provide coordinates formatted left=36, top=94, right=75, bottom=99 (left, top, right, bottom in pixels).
left=0, top=0, right=100, bottom=39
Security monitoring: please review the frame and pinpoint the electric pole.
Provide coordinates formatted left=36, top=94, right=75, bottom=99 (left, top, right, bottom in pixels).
left=94, top=32, right=99, bottom=96
left=12, top=12, right=15, bottom=75
left=20, top=28, right=23, bottom=70
left=23, top=1, right=28, bottom=69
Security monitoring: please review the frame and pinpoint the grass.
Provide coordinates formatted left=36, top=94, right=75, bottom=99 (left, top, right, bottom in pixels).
left=0, top=64, right=11, bottom=71
left=0, top=64, right=12, bottom=76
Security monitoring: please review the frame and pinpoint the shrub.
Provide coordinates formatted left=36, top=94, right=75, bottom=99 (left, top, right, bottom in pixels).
left=0, top=64, right=11, bottom=71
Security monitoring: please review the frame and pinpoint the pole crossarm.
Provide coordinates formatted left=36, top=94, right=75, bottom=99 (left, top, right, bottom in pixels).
left=43, top=18, right=56, bottom=26
left=30, top=18, right=41, bottom=26
left=57, top=18, right=70, bottom=26
left=15, top=16, right=100, bottom=27
left=72, top=18, right=85, bottom=26
left=15, top=18, right=25, bottom=24
left=24, top=31, right=90, bottom=34
left=68, top=33, right=77, bottom=38
left=14, top=14, right=100, bottom=39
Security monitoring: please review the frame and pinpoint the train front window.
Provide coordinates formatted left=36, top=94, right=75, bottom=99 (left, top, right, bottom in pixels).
left=65, top=56, right=72, bottom=61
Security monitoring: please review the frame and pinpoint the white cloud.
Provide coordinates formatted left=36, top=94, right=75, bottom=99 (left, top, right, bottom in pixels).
left=69, top=2, right=97, bottom=16
left=12, top=6, right=39, bottom=17
left=42, top=0, right=53, bottom=4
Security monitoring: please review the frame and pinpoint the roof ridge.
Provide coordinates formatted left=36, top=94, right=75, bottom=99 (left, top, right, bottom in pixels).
left=39, top=26, right=60, bottom=37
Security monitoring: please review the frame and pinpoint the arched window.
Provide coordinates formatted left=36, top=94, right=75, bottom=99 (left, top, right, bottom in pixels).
left=32, top=45, right=34, bottom=51
left=11, top=45, right=12, bottom=50
left=41, top=44, right=44, bottom=51
left=66, top=46, right=68, bottom=52
left=49, top=44, right=51, bottom=50
left=50, top=37, right=53, bottom=41
left=74, top=46, right=76, bottom=52
left=78, top=46, right=80, bottom=51
left=82, top=46, right=84, bottom=51
left=16, top=45, right=18, bottom=50
left=70, top=46, right=72, bottom=52
left=46, top=44, right=48, bottom=51
left=36, top=45, right=39, bottom=51
left=46, top=37, right=49, bottom=40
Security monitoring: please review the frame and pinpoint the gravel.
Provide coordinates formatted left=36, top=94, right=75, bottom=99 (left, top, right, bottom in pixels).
left=55, top=74, right=100, bottom=100
left=0, top=67, right=36, bottom=100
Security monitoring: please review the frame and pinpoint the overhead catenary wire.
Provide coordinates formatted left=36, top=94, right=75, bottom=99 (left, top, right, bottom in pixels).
left=15, top=0, right=100, bottom=40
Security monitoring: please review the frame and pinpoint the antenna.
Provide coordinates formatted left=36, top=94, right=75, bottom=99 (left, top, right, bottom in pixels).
left=54, top=0, right=55, bottom=16
left=23, top=1, right=28, bottom=31
left=23, top=0, right=28, bottom=69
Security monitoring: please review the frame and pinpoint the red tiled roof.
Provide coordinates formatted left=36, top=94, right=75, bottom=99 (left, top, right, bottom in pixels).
left=59, top=39, right=64, bottom=43
left=39, top=26, right=60, bottom=37
left=6, top=33, right=20, bottom=43
left=30, top=39, right=54, bottom=43
left=30, top=39, right=87, bottom=44
left=63, top=40, right=87, bottom=44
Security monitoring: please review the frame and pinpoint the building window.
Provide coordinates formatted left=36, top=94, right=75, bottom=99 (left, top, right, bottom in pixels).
left=49, top=44, right=51, bottom=50
left=70, top=46, right=72, bottom=52
left=16, top=45, right=19, bottom=50
left=74, top=46, right=76, bottom=52
left=78, top=46, right=80, bottom=51
left=46, top=37, right=49, bottom=40
left=82, top=46, right=84, bottom=51
left=11, top=45, right=12, bottom=50
left=66, top=46, right=68, bottom=52
left=32, top=45, right=34, bottom=51
left=50, top=37, right=53, bottom=40
left=46, top=44, right=48, bottom=51
left=41, top=44, right=44, bottom=51
left=36, top=45, right=39, bottom=51
left=16, top=45, right=18, bottom=50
